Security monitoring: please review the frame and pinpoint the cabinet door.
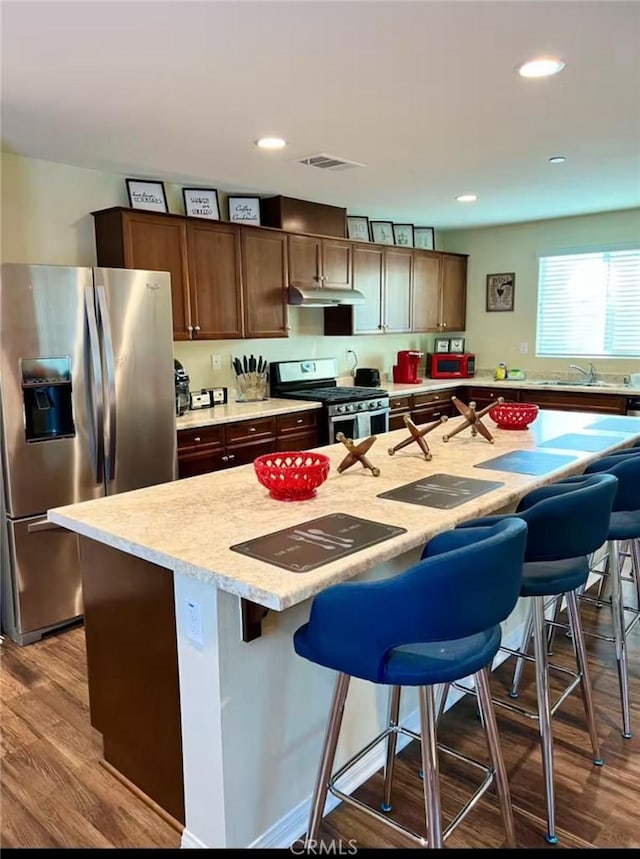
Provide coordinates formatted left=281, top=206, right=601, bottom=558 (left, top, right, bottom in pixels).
left=187, top=221, right=243, bottom=339
left=123, top=213, right=191, bottom=340
left=383, top=248, right=412, bottom=333
left=352, top=245, right=384, bottom=334
left=412, top=252, right=441, bottom=332
left=288, top=235, right=321, bottom=285
left=321, top=239, right=352, bottom=289
left=241, top=229, right=289, bottom=338
left=441, top=254, right=467, bottom=332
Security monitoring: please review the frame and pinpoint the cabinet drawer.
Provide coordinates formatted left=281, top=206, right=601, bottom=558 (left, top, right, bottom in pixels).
left=225, top=418, right=276, bottom=445
left=276, top=431, right=318, bottom=452
left=177, top=448, right=227, bottom=479
left=389, top=396, right=411, bottom=412
left=412, top=388, right=457, bottom=407
left=276, top=411, right=318, bottom=434
left=177, top=425, right=224, bottom=451
left=468, top=387, right=520, bottom=403
left=222, top=438, right=275, bottom=466
left=411, top=405, right=451, bottom=424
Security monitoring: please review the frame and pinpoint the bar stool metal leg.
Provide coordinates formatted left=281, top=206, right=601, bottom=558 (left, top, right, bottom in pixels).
left=306, top=673, right=351, bottom=843
left=565, top=590, right=603, bottom=764
left=418, top=685, right=443, bottom=848
left=510, top=608, right=533, bottom=698
left=631, top=539, right=640, bottom=612
left=609, top=541, right=632, bottom=738
left=381, top=685, right=401, bottom=812
left=532, top=596, right=557, bottom=844
left=475, top=666, right=517, bottom=848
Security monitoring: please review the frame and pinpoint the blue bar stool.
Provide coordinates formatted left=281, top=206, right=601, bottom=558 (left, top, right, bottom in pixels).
left=580, top=452, right=640, bottom=737
left=294, top=518, right=527, bottom=848
left=451, top=472, right=618, bottom=844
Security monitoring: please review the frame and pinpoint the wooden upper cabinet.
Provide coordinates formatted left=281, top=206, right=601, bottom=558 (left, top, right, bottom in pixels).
left=241, top=228, right=289, bottom=338
left=93, top=209, right=191, bottom=340
left=186, top=221, right=243, bottom=339
left=352, top=244, right=384, bottom=334
left=412, top=252, right=441, bottom=333
left=321, top=239, right=352, bottom=289
left=440, top=254, right=467, bottom=332
left=287, top=235, right=352, bottom=290
left=288, top=235, right=322, bottom=285
left=383, top=248, right=412, bottom=333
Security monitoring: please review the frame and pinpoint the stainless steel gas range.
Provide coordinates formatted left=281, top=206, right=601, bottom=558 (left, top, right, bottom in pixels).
left=270, top=358, right=390, bottom=445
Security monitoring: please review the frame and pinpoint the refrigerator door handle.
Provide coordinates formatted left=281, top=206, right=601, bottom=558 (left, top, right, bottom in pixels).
left=84, top=284, right=104, bottom=483
left=27, top=518, right=64, bottom=533
left=96, top=284, right=117, bottom=482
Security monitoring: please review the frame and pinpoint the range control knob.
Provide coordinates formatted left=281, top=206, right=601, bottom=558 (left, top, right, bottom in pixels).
left=337, top=405, right=346, bottom=413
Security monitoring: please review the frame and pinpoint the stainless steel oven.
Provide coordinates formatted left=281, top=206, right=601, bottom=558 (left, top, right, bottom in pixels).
left=328, top=403, right=390, bottom=444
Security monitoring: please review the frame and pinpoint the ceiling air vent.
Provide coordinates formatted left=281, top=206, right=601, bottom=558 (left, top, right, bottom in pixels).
left=297, top=153, right=365, bottom=172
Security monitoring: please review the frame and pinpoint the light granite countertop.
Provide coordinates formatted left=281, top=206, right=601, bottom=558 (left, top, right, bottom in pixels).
left=176, top=397, right=321, bottom=430
left=381, top=377, right=640, bottom=398
left=49, top=410, right=640, bottom=611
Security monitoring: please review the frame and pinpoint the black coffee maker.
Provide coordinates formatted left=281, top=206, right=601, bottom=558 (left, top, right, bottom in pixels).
left=174, top=359, right=190, bottom=416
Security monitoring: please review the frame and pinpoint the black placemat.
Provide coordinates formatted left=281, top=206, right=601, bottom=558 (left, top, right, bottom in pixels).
left=377, top=473, right=504, bottom=509
left=229, top=513, right=407, bottom=573
left=537, top=432, right=627, bottom=452
left=586, top=417, right=640, bottom=434
left=475, top=450, right=578, bottom=475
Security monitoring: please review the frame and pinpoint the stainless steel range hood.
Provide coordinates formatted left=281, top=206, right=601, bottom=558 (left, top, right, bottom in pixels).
left=287, top=285, right=366, bottom=307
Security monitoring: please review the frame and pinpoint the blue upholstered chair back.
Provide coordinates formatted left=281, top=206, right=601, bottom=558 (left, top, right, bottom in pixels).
left=584, top=453, right=640, bottom=512
left=514, top=472, right=618, bottom=562
left=296, top=518, right=527, bottom=683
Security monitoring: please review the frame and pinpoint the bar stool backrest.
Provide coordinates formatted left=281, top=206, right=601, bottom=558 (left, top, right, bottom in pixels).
left=300, top=518, right=527, bottom=683
left=514, top=472, right=618, bottom=562
left=585, top=454, right=640, bottom=512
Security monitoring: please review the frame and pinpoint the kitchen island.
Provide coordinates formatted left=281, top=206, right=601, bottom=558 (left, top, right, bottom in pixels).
left=48, top=409, right=640, bottom=848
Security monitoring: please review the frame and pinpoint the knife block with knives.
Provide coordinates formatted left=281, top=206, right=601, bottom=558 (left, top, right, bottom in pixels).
left=233, top=354, right=269, bottom=402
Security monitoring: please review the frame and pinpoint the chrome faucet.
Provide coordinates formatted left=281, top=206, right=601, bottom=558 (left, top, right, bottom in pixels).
left=569, top=362, right=597, bottom=383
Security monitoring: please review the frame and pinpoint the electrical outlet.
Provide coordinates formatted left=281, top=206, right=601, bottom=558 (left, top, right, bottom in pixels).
left=519, top=342, right=529, bottom=354
left=185, top=598, right=204, bottom=647
left=210, top=354, right=222, bottom=371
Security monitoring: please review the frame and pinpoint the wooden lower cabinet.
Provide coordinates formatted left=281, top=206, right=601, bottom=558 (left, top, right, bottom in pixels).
left=464, top=385, right=520, bottom=411
left=177, top=411, right=320, bottom=478
left=389, top=395, right=412, bottom=431
left=411, top=388, right=459, bottom=424
left=522, top=390, right=627, bottom=414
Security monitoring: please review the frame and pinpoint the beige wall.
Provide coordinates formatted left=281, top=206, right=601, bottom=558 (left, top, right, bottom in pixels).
left=3, top=151, right=638, bottom=389
left=442, top=208, right=640, bottom=377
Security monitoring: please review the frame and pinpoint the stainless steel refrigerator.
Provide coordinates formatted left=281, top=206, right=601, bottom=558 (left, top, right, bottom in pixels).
left=0, top=263, right=177, bottom=645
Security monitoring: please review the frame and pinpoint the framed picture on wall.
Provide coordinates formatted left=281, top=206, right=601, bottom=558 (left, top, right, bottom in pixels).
left=434, top=337, right=450, bottom=353
left=449, top=337, right=465, bottom=353
left=227, top=195, right=261, bottom=225
left=414, top=226, right=435, bottom=251
left=346, top=215, right=371, bottom=242
left=486, top=272, right=515, bottom=312
left=182, top=187, right=220, bottom=220
left=370, top=221, right=395, bottom=245
left=126, top=179, right=168, bottom=213
left=392, top=224, right=414, bottom=247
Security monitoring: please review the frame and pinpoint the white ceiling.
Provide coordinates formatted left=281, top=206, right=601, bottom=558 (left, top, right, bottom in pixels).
left=2, top=0, right=640, bottom=229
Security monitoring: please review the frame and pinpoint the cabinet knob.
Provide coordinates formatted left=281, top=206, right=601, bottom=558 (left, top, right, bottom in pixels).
left=187, top=325, right=194, bottom=332
left=194, top=436, right=201, bottom=442
left=222, top=455, right=228, bottom=462
left=249, top=426, right=256, bottom=433
left=313, top=275, right=321, bottom=282
left=194, top=325, right=201, bottom=332
left=442, top=322, right=447, bottom=328
left=228, top=453, right=235, bottom=460
left=296, top=418, right=303, bottom=424
left=378, top=324, right=384, bottom=330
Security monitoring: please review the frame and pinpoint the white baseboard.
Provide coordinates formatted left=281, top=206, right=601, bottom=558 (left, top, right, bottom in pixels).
left=247, top=621, right=527, bottom=850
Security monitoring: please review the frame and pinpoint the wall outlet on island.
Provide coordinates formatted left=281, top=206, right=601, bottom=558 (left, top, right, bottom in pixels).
left=185, top=599, right=204, bottom=647
left=210, top=354, right=222, bottom=371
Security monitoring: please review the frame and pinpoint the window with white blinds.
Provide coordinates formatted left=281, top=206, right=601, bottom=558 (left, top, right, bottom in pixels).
left=536, top=247, right=640, bottom=358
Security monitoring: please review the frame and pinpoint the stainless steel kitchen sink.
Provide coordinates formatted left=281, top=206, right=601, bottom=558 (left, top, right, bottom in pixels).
left=530, top=379, right=617, bottom=388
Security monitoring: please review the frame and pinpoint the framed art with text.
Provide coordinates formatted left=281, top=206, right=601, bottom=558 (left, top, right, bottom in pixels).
left=126, top=179, right=168, bottom=213
left=486, top=272, right=515, bottom=312
left=414, top=226, right=435, bottom=251
left=183, top=187, right=220, bottom=220
left=346, top=215, right=371, bottom=242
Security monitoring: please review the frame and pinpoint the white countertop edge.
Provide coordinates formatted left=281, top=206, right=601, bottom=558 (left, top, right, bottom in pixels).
left=384, top=378, right=640, bottom=397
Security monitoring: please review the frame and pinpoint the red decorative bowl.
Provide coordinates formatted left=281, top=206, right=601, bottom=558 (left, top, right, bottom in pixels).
left=490, top=402, right=539, bottom=430
left=253, top=452, right=331, bottom=501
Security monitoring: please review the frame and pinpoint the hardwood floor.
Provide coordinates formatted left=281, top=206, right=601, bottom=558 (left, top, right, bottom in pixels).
left=1, top=594, right=638, bottom=849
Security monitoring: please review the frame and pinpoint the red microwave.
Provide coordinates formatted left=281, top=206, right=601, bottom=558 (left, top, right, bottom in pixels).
left=426, top=352, right=476, bottom=379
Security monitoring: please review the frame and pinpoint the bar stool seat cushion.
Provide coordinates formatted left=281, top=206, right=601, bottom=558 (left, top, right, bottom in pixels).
left=520, top=556, right=589, bottom=598
left=608, top=510, right=640, bottom=540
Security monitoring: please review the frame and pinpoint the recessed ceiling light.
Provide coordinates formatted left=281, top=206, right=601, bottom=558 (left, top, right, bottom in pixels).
left=256, top=137, right=287, bottom=150
left=455, top=194, right=478, bottom=203
left=517, top=57, right=565, bottom=78
left=548, top=155, right=567, bottom=164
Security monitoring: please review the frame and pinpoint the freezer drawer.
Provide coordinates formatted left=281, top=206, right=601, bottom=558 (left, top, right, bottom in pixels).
left=5, top=515, right=83, bottom=640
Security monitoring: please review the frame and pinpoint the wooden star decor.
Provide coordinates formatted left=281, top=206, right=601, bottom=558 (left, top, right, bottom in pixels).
left=336, top=433, right=381, bottom=477
left=442, top=396, right=504, bottom=444
left=388, top=413, right=449, bottom=461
